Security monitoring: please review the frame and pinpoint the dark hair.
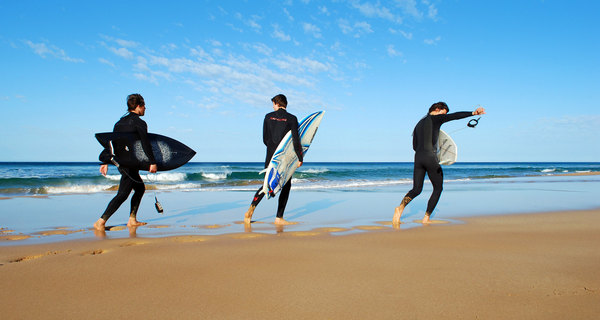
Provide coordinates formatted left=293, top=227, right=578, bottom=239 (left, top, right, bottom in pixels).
left=429, top=101, right=448, bottom=113
left=127, top=93, right=145, bottom=111
left=271, top=94, right=288, bottom=108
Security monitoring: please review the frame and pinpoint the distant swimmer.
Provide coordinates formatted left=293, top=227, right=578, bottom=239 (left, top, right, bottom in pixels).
left=244, top=94, right=303, bottom=225
left=94, top=93, right=157, bottom=231
left=393, top=102, right=485, bottom=225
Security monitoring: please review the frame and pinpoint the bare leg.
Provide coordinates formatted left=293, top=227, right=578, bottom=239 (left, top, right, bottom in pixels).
left=127, top=217, right=147, bottom=227
left=244, top=205, right=256, bottom=224
left=93, top=218, right=107, bottom=230
left=392, top=196, right=412, bottom=224
left=274, top=217, right=297, bottom=225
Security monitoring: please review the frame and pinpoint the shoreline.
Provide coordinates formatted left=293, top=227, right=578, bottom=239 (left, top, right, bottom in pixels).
left=2, top=172, right=600, bottom=245
left=1, top=208, right=599, bottom=319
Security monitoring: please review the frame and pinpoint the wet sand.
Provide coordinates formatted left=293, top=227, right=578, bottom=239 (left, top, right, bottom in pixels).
left=1, top=209, right=599, bottom=319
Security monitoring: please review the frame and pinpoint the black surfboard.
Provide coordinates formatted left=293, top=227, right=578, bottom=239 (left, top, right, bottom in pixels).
left=96, top=132, right=196, bottom=171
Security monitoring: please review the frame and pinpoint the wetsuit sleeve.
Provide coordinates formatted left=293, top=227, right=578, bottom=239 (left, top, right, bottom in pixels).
left=438, top=111, right=473, bottom=124
left=290, top=116, right=304, bottom=163
left=262, top=116, right=270, bottom=147
left=135, top=120, right=156, bottom=164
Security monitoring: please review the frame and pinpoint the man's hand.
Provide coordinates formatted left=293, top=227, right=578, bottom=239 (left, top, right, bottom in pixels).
left=149, top=164, right=158, bottom=173
left=473, top=107, right=486, bottom=116
left=100, top=164, right=108, bottom=176
left=297, top=162, right=303, bottom=168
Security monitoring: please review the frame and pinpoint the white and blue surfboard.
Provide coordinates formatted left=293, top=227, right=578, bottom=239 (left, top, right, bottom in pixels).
left=261, top=111, right=324, bottom=198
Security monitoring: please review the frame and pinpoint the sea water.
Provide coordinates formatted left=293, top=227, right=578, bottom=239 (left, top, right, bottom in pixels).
left=1, top=162, right=599, bottom=244
left=1, top=162, right=599, bottom=196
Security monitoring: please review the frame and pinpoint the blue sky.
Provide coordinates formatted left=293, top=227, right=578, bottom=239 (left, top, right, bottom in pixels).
left=1, top=0, right=598, bottom=162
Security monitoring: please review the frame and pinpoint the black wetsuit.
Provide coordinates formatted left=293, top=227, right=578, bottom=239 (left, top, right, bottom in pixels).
left=251, top=108, right=304, bottom=218
left=100, top=112, right=156, bottom=222
left=402, top=112, right=473, bottom=214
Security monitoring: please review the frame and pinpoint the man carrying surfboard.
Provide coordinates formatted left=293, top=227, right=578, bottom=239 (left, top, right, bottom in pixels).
left=244, top=94, right=303, bottom=225
left=93, top=93, right=157, bottom=231
left=392, top=102, right=485, bottom=225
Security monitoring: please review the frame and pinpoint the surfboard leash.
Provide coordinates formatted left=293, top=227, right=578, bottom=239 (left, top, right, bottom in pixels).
left=111, top=157, right=164, bottom=214
left=449, top=116, right=482, bottom=135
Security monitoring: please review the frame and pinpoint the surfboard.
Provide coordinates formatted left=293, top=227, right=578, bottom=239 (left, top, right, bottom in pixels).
left=437, top=129, right=457, bottom=165
left=261, top=111, right=324, bottom=198
left=95, top=132, right=196, bottom=171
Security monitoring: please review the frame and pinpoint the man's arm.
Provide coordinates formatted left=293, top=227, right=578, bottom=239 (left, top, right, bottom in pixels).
left=440, top=107, right=486, bottom=123
left=290, top=116, right=304, bottom=166
left=136, top=122, right=157, bottom=173
left=262, top=116, right=270, bottom=147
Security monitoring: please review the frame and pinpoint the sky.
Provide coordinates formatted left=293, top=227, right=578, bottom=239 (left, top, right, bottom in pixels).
left=1, top=0, right=599, bottom=162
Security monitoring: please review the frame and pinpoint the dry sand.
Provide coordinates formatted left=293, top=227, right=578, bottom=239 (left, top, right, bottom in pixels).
left=1, top=209, right=599, bottom=319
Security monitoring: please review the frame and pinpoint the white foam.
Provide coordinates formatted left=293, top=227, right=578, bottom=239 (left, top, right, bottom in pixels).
left=43, top=184, right=115, bottom=194
left=105, top=172, right=187, bottom=182
left=300, top=168, right=330, bottom=174
left=142, top=172, right=187, bottom=182
left=201, top=172, right=229, bottom=181
left=541, top=168, right=556, bottom=173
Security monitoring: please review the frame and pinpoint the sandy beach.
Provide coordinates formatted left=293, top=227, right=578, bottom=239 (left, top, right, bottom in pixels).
left=1, top=208, right=599, bottom=319
left=1, top=171, right=599, bottom=319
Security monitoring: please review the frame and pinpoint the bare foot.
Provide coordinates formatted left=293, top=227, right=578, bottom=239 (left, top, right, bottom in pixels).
left=93, top=218, right=107, bottom=231
left=127, top=217, right=147, bottom=227
left=244, top=205, right=256, bottom=224
left=274, top=217, right=297, bottom=225
left=128, top=225, right=139, bottom=238
left=421, top=214, right=431, bottom=224
left=94, top=228, right=106, bottom=239
left=392, top=205, right=404, bottom=224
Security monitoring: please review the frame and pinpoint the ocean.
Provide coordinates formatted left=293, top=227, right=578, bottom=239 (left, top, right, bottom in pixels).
left=1, top=161, right=600, bottom=244
left=1, top=162, right=599, bottom=197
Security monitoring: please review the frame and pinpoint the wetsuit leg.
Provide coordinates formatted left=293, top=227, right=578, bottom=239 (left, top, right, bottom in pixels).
left=276, top=179, right=292, bottom=218
left=423, top=155, right=444, bottom=214
left=128, top=169, right=145, bottom=218
left=100, top=170, right=135, bottom=221
left=251, top=186, right=265, bottom=207
left=405, top=155, right=426, bottom=200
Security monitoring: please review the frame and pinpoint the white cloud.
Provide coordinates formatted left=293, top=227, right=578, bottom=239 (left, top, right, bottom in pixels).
left=303, top=23, right=322, bottom=38
left=387, top=45, right=402, bottom=57
left=109, top=46, right=134, bottom=59
left=395, top=0, right=422, bottom=19
left=283, top=8, right=294, bottom=21
left=272, top=24, right=291, bottom=42
left=23, top=40, right=84, bottom=63
left=422, top=0, right=439, bottom=20
left=241, top=14, right=263, bottom=33
left=389, top=28, right=413, bottom=39
left=352, top=1, right=402, bottom=23
left=251, top=43, right=273, bottom=56
left=424, top=36, right=441, bottom=45
left=271, top=54, right=331, bottom=74
left=98, top=57, right=115, bottom=68
left=115, top=38, right=138, bottom=48
left=338, top=19, right=373, bottom=38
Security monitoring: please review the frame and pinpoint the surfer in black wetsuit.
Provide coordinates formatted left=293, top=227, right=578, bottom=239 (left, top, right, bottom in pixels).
left=93, top=94, right=157, bottom=231
left=392, top=102, right=485, bottom=225
left=244, top=94, right=303, bottom=225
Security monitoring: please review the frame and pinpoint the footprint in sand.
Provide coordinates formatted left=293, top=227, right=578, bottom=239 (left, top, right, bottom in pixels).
left=80, top=249, right=105, bottom=256
left=10, top=251, right=60, bottom=263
